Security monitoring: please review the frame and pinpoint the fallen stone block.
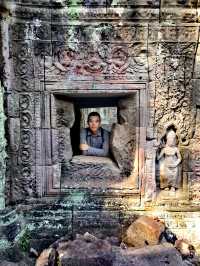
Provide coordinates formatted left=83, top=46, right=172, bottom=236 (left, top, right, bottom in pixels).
left=113, top=245, right=184, bottom=266
left=35, top=248, right=54, bottom=266
left=123, top=216, right=165, bottom=247
left=57, top=237, right=113, bottom=266
left=175, top=239, right=196, bottom=258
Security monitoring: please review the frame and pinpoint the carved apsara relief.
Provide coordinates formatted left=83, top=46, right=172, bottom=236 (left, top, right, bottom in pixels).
left=143, top=39, right=198, bottom=202
left=157, top=128, right=182, bottom=192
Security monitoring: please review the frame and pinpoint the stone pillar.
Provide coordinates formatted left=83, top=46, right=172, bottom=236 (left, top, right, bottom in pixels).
left=143, top=140, right=157, bottom=202
left=0, top=13, right=9, bottom=209
left=0, top=85, right=6, bottom=210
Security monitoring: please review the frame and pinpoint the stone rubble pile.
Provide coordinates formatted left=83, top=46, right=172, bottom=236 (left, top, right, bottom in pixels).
left=35, top=216, right=199, bottom=266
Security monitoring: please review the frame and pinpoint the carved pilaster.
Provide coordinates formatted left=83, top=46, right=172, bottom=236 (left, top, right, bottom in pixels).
left=0, top=86, right=7, bottom=209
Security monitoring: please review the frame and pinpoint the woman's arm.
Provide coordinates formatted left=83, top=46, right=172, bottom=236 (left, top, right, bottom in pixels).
left=157, top=149, right=165, bottom=160
left=175, top=148, right=182, bottom=166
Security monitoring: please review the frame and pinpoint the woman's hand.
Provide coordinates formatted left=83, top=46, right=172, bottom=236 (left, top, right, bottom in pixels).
left=80, top=144, right=89, bottom=151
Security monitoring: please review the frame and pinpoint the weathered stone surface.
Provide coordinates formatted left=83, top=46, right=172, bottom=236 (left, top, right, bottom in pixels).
left=109, top=95, right=137, bottom=176
left=58, top=127, right=73, bottom=162
left=1, top=0, right=200, bottom=252
left=36, top=233, right=187, bottom=266
left=35, top=248, right=53, bottom=266
left=110, top=123, right=135, bottom=176
left=62, top=155, right=122, bottom=188
left=175, top=239, right=195, bottom=258
left=113, top=245, right=184, bottom=266
left=118, top=96, right=137, bottom=129
left=157, top=129, right=182, bottom=190
left=0, top=262, right=19, bottom=266
left=0, top=86, right=7, bottom=209
left=71, top=155, right=120, bottom=167
left=72, top=211, right=121, bottom=238
left=54, top=97, right=75, bottom=128
left=123, top=216, right=165, bottom=247
left=8, top=118, right=20, bottom=153
left=58, top=234, right=113, bottom=266
left=7, top=93, right=19, bottom=117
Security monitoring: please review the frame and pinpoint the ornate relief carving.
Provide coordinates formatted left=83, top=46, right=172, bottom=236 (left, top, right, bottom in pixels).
left=0, top=86, right=6, bottom=208
left=18, top=94, right=35, bottom=197
left=10, top=4, right=160, bottom=23
left=187, top=109, right=200, bottom=202
left=50, top=25, right=147, bottom=44
left=31, top=24, right=148, bottom=81
left=43, top=42, right=148, bottom=80
left=161, top=0, right=198, bottom=8
left=19, top=94, right=30, bottom=110
left=160, top=7, right=197, bottom=23
left=157, top=129, right=182, bottom=191
left=13, top=6, right=51, bottom=21
left=50, top=96, right=75, bottom=164
left=108, top=46, right=129, bottom=74
left=20, top=134, right=32, bottom=163
left=20, top=112, right=32, bottom=128
left=113, top=26, right=147, bottom=43
left=152, top=43, right=196, bottom=145
left=58, top=128, right=73, bottom=163
left=159, top=42, right=196, bottom=56
left=82, top=0, right=160, bottom=6
left=19, top=94, right=33, bottom=128
left=148, top=26, right=198, bottom=43
left=12, top=43, right=35, bottom=91
left=10, top=21, right=51, bottom=42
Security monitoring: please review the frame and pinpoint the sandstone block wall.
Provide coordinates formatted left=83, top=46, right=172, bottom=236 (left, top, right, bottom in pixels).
left=0, top=0, right=200, bottom=252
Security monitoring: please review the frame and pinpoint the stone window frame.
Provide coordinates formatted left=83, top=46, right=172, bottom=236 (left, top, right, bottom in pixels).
left=37, top=80, right=147, bottom=199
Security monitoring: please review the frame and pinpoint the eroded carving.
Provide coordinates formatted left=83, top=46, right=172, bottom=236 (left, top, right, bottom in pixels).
left=51, top=97, right=75, bottom=163
left=12, top=43, right=35, bottom=91
left=152, top=43, right=196, bottom=145
left=157, top=129, right=182, bottom=191
left=11, top=93, right=36, bottom=200
left=110, top=123, right=134, bottom=176
left=43, top=43, right=148, bottom=81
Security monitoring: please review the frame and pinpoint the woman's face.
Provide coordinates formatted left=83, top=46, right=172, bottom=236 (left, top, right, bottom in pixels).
left=88, top=116, right=101, bottom=133
left=166, top=131, right=176, bottom=146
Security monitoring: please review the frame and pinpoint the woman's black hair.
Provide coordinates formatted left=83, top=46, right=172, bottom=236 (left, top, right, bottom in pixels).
left=87, top=112, right=101, bottom=123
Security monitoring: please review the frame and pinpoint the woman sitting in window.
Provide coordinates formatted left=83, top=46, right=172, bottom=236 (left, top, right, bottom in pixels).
left=80, top=112, right=110, bottom=157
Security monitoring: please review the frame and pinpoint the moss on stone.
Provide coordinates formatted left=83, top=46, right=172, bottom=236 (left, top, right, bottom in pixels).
left=17, top=228, right=31, bottom=252
left=67, top=0, right=80, bottom=20
left=0, top=239, right=11, bottom=250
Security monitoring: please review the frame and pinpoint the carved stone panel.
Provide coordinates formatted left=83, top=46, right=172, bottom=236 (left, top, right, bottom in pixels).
left=149, top=43, right=196, bottom=145
left=11, top=42, right=35, bottom=92
left=42, top=42, right=148, bottom=81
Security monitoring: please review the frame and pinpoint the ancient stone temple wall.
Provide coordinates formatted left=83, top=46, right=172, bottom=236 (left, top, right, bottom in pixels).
left=1, top=0, right=200, bottom=252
